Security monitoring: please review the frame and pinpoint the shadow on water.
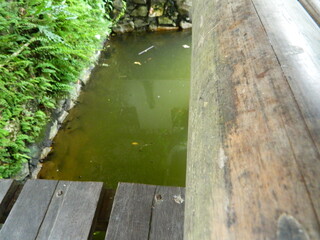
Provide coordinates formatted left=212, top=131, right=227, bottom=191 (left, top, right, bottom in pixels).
left=93, top=231, right=106, bottom=240
left=39, top=31, right=192, bottom=189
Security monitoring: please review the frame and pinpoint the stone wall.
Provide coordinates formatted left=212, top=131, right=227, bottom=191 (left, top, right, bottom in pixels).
left=112, top=0, right=192, bottom=33
left=23, top=40, right=107, bottom=180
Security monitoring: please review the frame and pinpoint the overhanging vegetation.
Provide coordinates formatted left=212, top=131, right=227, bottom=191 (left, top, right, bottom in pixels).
left=0, top=0, right=115, bottom=178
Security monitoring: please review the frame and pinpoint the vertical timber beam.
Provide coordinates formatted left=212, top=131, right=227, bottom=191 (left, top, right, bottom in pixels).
left=185, top=0, right=320, bottom=239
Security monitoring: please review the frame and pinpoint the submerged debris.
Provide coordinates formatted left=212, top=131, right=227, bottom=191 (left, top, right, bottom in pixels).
left=138, top=45, right=155, bottom=55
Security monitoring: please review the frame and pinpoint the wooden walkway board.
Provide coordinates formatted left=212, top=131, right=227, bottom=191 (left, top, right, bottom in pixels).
left=0, top=180, right=103, bottom=240
left=105, top=183, right=185, bottom=240
left=149, top=186, right=185, bottom=240
left=0, top=180, right=18, bottom=220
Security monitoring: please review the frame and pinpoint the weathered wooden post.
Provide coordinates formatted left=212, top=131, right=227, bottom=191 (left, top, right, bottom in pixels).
left=299, top=0, right=320, bottom=25
left=185, top=0, right=320, bottom=239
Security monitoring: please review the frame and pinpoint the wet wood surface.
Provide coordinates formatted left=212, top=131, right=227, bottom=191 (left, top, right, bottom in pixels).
left=0, top=180, right=103, bottom=240
left=186, top=0, right=320, bottom=239
left=105, top=183, right=185, bottom=240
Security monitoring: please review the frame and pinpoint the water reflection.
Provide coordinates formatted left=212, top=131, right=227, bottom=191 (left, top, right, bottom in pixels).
left=39, top=31, right=191, bottom=189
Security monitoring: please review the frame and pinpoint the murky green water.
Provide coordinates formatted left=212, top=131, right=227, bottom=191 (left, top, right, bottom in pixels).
left=39, top=31, right=191, bottom=189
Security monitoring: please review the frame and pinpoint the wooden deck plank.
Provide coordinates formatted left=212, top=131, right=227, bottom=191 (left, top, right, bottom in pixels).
left=186, top=0, right=320, bottom=239
left=0, top=180, right=18, bottom=220
left=36, top=181, right=103, bottom=240
left=105, top=183, right=185, bottom=240
left=33, top=181, right=68, bottom=240
left=149, top=186, right=185, bottom=240
left=0, top=180, right=58, bottom=240
left=252, top=0, right=320, bottom=222
left=105, top=183, right=156, bottom=240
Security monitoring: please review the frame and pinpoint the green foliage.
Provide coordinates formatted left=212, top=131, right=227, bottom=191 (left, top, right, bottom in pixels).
left=0, top=0, right=114, bottom=178
left=114, top=0, right=127, bottom=24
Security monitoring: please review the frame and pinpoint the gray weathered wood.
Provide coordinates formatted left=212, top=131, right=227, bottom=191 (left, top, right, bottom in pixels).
left=0, top=180, right=58, bottom=240
left=36, top=181, right=103, bottom=240
left=105, top=183, right=156, bottom=240
left=149, top=186, right=185, bottom=240
left=0, top=180, right=18, bottom=220
left=105, top=183, right=185, bottom=240
left=186, top=0, right=320, bottom=239
left=252, top=0, right=320, bottom=223
left=298, top=0, right=320, bottom=25
left=0, top=180, right=103, bottom=240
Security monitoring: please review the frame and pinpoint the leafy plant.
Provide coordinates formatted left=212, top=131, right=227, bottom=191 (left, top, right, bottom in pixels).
left=113, top=0, right=127, bottom=24
left=0, top=0, right=115, bottom=178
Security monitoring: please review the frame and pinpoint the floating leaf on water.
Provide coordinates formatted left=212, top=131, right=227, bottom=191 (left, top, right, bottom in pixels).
left=131, top=142, right=139, bottom=146
left=182, top=44, right=190, bottom=48
left=101, top=63, right=109, bottom=67
left=134, top=61, right=142, bottom=65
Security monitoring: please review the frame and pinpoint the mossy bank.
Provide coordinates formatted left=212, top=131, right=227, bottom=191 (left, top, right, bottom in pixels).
left=0, top=0, right=115, bottom=179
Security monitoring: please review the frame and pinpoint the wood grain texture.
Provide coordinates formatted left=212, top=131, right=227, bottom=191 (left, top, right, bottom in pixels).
left=252, top=0, right=320, bottom=225
left=0, top=180, right=58, bottom=240
left=185, top=0, right=320, bottom=239
left=105, top=183, right=185, bottom=240
left=36, top=181, right=103, bottom=240
left=149, top=186, right=185, bottom=240
left=0, top=180, right=103, bottom=240
left=298, top=0, right=320, bottom=25
left=0, top=180, right=18, bottom=220
left=105, top=183, right=156, bottom=240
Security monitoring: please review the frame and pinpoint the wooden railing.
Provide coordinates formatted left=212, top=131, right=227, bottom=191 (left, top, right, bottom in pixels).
left=185, top=0, right=320, bottom=239
left=299, top=0, right=320, bottom=25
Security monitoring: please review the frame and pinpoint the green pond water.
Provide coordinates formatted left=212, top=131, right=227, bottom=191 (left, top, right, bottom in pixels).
left=39, top=31, right=191, bottom=189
